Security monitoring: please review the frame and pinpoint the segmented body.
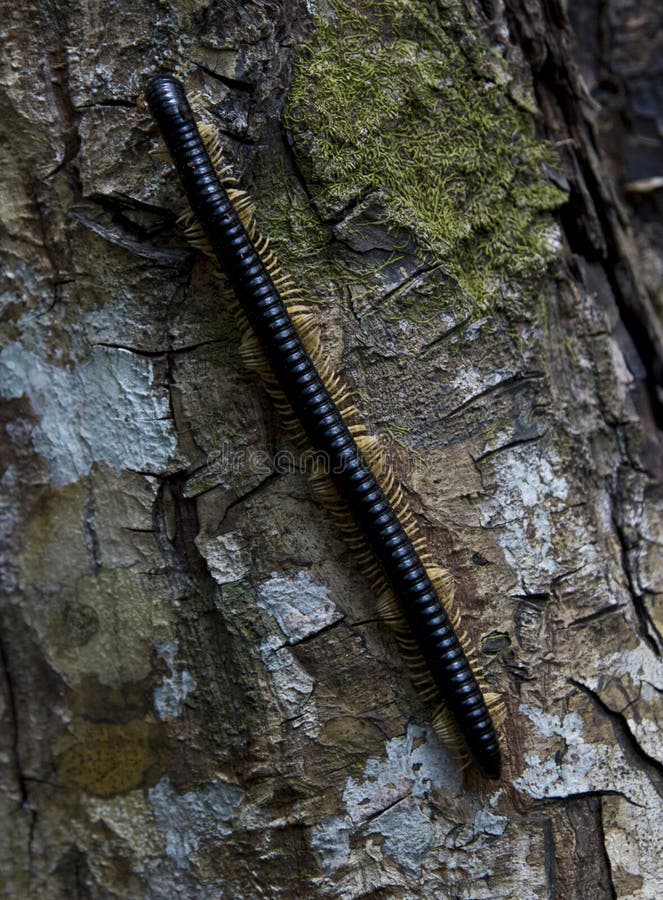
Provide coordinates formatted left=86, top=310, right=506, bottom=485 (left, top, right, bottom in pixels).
left=146, top=74, right=501, bottom=779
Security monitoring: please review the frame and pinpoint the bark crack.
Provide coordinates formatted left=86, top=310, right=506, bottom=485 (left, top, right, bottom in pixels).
left=215, top=471, right=281, bottom=530
left=153, top=472, right=211, bottom=583
left=567, top=602, right=626, bottom=629
left=284, top=615, right=346, bottom=649
left=570, top=679, right=663, bottom=796
left=472, top=430, right=548, bottom=464
left=91, top=339, right=224, bottom=358
left=375, top=262, right=435, bottom=306
left=82, top=479, right=101, bottom=576
left=611, top=503, right=662, bottom=655
left=195, top=62, right=258, bottom=94
left=0, top=625, right=37, bottom=867
left=503, top=0, right=663, bottom=425
left=44, top=0, right=82, bottom=192
left=416, top=312, right=473, bottom=357
left=0, top=629, right=29, bottom=808
left=440, top=371, right=545, bottom=423
left=542, top=818, right=557, bottom=900
left=358, top=790, right=412, bottom=828
left=592, top=793, right=618, bottom=900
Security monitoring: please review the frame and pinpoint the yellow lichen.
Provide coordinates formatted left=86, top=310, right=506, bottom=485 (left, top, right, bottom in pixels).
left=56, top=718, right=153, bottom=797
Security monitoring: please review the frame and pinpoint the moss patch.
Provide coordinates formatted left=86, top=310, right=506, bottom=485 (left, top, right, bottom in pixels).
left=282, top=0, right=565, bottom=310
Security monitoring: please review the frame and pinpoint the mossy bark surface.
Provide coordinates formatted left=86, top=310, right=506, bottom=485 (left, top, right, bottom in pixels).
left=1, top=1, right=661, bottom=897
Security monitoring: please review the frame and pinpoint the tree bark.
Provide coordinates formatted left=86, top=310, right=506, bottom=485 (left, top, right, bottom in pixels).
left=1, top=1, right=661, bottom=898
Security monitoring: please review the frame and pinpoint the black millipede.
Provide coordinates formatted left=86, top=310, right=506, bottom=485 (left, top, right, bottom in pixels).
left=144, top=73, right=504, bottom=779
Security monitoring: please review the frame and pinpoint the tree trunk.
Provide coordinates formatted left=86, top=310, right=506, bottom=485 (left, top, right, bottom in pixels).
left=1, top=1, right=661, bottom=898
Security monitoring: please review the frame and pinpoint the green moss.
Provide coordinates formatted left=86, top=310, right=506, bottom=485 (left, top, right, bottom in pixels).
left=253, top=159, right=328, bottom=286
left=278, top=0, right=565, bottom=312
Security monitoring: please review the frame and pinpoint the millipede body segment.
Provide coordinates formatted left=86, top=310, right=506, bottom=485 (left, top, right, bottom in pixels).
left=145, top=74, right=502, bottom=779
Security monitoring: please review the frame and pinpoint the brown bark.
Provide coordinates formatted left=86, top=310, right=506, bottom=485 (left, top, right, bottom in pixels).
left=1, top=1, right=661, bottom=897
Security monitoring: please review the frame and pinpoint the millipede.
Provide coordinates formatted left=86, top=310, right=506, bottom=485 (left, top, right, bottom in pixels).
left=144, top=73, right=504, bottom=779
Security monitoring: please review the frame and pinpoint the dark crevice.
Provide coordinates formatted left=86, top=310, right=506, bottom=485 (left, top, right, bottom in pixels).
left=376, top=263, right=433, bottom=304
left=90, top=338, right=224, bottom=358
left=280, top=126, right=316, bottom=207
left=88, top=192, right=182, bottom=219
left=359, top=791, right=412, bottom=828
left=44, top=0, right=82, bottom=196
left=70, top=211, right=189, bottom=265
left=215, top=128, right=257, bottom=147
left=539, top=788, right=639, bottom=805
left=592, top=794, right=618, bottom=900
left=24, top=1, right=81, bottom=292
left=196, top=62, right=258, bottom=94
left=76, top=98, right=136, bottom=109
left=472, top=430, right=549, bottom=464
left=0, top=624, right=37, bottom=870
left=441, top=371, right=545, bottom=422
left=159, top=336, right=211, bottom=581
left=570, top=678, right=663, bottom=795
left=325, top=187, right=385, bottom=230
left=154, top=473, right=211, bottom=583
left=165, top=343, right=207, bottom=462
left=512, top=591, right=551, bottom=603
left=611, top=506, right=661, bottom=654
left=280, top=684, right=316, bottom=724
left=503, top=0, right=663, bottom=429
left=90, top=342, right=166, bottom=359
left=417, top=312, right=473, bottom=357
left=215, top=471, right=280, bottom=530
left=285, top=615, right=345, bottom=648
left=55, top=844, right=95, bottom=899
left=567, top=602, right=626, bottom=628
left=542, top=818, right=557, bottom=900
left=558, top=793, right=618, bottom=900
left=82, top=479, right=101, bottom=576
left=0, top=628, right=29, bottom=809
left=73, top=195, right=189, bottom=262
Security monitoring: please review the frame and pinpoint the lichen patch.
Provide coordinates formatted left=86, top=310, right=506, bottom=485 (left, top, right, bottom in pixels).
left=257, top=569, right=341, bottom=643
left=0, top=342, right=176, bottom=486
left=56, top=718, right=154, bottom=798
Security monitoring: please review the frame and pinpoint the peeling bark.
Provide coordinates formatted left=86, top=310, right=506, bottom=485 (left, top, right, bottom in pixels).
left=1, top=1, right=661, bottom=898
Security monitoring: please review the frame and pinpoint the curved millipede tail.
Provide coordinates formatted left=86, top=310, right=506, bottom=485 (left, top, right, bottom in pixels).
left=145, top=74, right=503, bottom=780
